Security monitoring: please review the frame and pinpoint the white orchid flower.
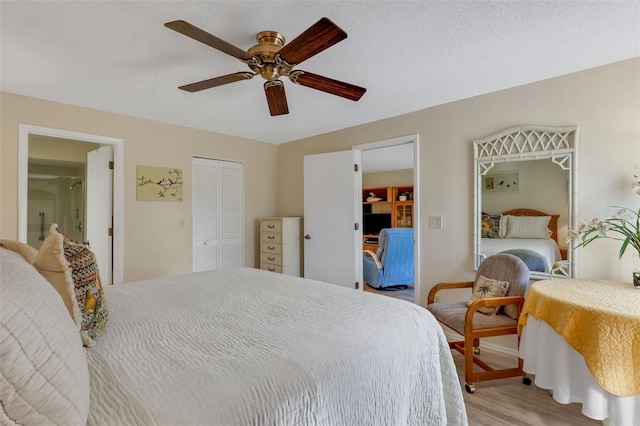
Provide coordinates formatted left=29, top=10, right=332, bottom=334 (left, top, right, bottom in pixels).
left=632, top=174, right=640, bottom=195
left=567, top=175, right=640, bottom=257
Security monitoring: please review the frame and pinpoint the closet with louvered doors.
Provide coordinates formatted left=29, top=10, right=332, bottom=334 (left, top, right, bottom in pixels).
left=192, top=157, right=244, bottom=272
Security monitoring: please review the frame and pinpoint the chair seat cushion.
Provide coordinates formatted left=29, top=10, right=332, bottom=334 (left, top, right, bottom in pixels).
left=427, top=302, right=517, bottom=334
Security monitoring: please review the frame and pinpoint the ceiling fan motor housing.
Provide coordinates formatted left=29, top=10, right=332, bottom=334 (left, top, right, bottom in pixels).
left=247, top=31, right=289, bottom=81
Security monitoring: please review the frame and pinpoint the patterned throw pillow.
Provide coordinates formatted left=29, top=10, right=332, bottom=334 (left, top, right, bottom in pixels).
left=32, top=224, right=108, bottom=347
left=467, top=275, right=510, bottom=315
left=481, top=214, right=503, bottom=238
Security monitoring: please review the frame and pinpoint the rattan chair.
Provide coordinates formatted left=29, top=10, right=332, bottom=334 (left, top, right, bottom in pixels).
left=427, top=253, right=532, bottom=393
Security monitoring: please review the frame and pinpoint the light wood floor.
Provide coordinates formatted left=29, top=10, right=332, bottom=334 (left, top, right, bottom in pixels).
left=454, top=348, right=600, bottom=425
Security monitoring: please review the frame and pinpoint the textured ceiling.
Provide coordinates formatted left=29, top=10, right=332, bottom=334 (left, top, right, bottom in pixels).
left=1, top=1, right=639, bottom=144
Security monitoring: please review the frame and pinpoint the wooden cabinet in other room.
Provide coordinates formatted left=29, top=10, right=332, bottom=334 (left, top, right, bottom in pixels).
left=259, top=217, right=302, bottom=276
left=394, top=202, right=413, bottom=228
left=362, top=185, right=413, bottom=250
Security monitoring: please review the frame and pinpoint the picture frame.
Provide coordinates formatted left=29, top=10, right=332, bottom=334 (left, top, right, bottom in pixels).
left=483, top=171, right=519, bottom=193
left=136, top=165, right=183, bottom=201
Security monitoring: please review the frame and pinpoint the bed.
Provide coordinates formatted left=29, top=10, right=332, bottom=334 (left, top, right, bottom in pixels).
left=0, top=245, right=468, bottom=426
left=480, top=208, right=563, bottom=274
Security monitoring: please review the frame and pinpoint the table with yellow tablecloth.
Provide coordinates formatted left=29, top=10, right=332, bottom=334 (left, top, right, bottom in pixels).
left=518, top=279, right=640, bottom=424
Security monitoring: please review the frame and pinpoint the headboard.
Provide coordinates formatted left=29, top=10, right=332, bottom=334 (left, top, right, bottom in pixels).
left=501, top=208, right=560, bottom=244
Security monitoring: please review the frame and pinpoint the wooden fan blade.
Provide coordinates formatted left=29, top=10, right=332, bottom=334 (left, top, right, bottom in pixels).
left=264, top=81, right=289, bottom=116
left=165, top=20, right=252, bottom=61
left=179, top=72, right=254, bottom=92
left=277, top=17, right=347, bottom=65
left=290, top=71, right=366, bottom=101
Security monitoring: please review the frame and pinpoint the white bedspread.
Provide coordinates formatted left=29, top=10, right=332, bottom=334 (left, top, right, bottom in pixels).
left=88, top=268, right=467, bottom=425
left=481, top=238, right=561, bottom=272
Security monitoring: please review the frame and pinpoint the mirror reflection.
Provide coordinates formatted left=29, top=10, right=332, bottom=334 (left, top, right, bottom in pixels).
left=478, top=160, right=570, bottom=278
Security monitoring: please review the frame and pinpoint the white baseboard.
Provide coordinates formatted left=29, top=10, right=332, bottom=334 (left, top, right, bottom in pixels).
left=443, top=330, right=519, bottom=357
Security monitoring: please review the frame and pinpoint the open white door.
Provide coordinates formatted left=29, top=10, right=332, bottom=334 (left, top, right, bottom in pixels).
left=303, top=150, right=362, bottom=289
left=86, top=146, right=113, bottom=285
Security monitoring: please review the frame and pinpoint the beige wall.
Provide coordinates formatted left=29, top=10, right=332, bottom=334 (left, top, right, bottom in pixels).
left=29, top=136, right=99, bottom=163
left=278, top=58, right=640, bottom=306
left=362, top=169, right=413, bottom=188
left=1, top=92, right=280, bottom=281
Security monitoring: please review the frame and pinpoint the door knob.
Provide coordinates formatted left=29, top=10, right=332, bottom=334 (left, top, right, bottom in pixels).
left=304, top=234, right=311, bottom=240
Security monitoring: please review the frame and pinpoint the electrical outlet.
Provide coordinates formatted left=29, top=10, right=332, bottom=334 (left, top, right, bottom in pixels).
left=429, top=216, right=443, bottom=229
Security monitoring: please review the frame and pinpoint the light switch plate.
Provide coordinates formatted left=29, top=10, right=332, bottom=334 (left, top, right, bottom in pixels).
left=429, top=215, right=443, bottom=229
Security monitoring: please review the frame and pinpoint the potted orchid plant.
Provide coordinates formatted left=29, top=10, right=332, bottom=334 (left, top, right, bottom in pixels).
left=567, top=174, right=640, bottom=287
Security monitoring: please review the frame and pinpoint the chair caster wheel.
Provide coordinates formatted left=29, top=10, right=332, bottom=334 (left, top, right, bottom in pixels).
left=523, top=377, right=532, bottom=385
left=473, top=347, right=480, bottom=355
left=465, top=384, right=475, bottom=393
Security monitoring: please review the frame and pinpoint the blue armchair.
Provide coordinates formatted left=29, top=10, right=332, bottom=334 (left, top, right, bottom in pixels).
left=363, top=228, right=414, bottom=289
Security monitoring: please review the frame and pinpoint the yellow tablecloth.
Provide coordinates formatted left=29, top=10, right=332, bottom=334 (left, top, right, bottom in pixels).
left=518, top=279, right=640, bottom=397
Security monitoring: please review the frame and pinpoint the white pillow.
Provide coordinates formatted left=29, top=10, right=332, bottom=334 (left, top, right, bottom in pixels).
left=499, top=215, right=509, bottom=238
left=0, top=248, right=90, bottom=425
left=505, top=215, right=552, bottom=239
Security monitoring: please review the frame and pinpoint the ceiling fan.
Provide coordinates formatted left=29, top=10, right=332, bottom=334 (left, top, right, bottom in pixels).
left=164, top=17, right=366, bottom=116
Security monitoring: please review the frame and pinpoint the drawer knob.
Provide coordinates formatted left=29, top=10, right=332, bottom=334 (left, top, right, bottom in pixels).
left=268, top=235, right=275, bottom=239
left=268, top=256, right=275, bottom=261
left=304, top=234, right=311, bottom=240
left=268, top=246, right=275, bottom=250
left=267, top=224, right=275, bottom=228
left=268, top=267, right=275, bottom=271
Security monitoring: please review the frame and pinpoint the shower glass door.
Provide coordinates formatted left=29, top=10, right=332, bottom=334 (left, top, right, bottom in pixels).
left=27, top=165, right=85, bottom=249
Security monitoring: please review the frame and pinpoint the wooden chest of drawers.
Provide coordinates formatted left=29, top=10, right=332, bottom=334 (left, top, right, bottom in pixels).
left=259, top=217, right=301, bottom=276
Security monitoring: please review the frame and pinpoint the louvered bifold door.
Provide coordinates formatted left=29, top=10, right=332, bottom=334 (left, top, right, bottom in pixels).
left=192, top=158, right=244, bottom=272
left=192, top=158, right=219, bottom=272
left=219, top=162, right=243, bottom=268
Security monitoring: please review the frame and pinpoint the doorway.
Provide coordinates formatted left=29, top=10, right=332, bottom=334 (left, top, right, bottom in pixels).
left=18, top=125, right=125, bottom=284
left=353, top=134, right=420, bottom=304
left=301, top=135, right=419, bottom=300
left=27, top=159, right=90, bottom=248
